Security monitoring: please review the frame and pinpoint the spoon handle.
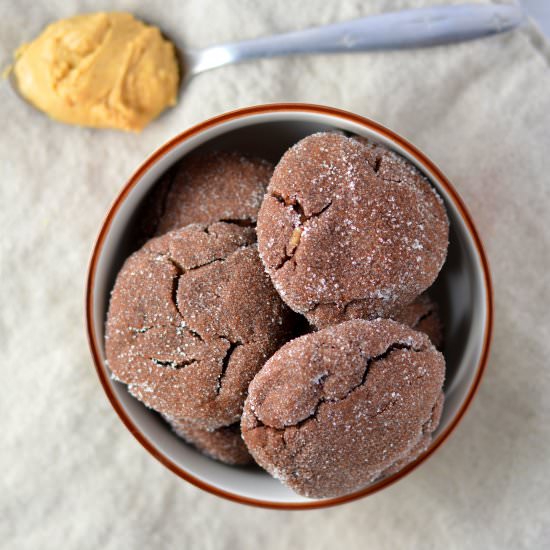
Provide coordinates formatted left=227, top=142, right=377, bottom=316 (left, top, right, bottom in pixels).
left=188, top=3, right=524, bottom=74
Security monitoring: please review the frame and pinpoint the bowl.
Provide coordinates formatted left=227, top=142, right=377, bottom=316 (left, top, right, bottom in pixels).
left=86, top=103, right=493, bottom=509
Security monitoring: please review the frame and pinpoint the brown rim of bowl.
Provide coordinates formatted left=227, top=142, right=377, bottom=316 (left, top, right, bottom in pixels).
left=85, top=103, right=493, bottom=510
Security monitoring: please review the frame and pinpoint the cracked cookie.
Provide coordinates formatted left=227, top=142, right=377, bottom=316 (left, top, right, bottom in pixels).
left=164, top=416, right=253, bottom=465
left=391, top=292, right=444, bottom=349
left=105, top=221, right=294, bottom=429
left=241, top=318, right=445, bottom=498
left=256, top=132, right=449, bottom=328
left=149, top=151, right=273, bottom=236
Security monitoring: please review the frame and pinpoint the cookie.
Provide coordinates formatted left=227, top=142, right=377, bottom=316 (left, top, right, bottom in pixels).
left=257, top=132, right=449, bottom=328
left=241, top=319, right=445, bottom=498
left=150, top=151, right=273, bottom=236
left=391, top=293, right=444, bottom=349
left=165, top=416, right=253, bottom=465
left=105, top=221, right=294, bottom=429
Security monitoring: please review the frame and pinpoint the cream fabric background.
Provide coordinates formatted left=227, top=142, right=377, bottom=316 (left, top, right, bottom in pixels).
left=1, top=1, right=549, bottom=548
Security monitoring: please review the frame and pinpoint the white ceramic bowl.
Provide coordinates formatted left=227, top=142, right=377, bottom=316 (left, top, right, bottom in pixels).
left=86, top=104, right=493, bottom=509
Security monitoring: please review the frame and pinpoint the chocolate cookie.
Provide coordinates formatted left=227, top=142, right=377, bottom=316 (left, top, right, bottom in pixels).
left=257, top=132, right=449, bottom=328
left=165, top=416, right=253, bottom=465
left=151, top=151, right=273, bottom=235
left=241, top=319, right=445, bottom=498
left=391, top=293, right=444, bottom=349
left=105, top=222, right=294, bottom=429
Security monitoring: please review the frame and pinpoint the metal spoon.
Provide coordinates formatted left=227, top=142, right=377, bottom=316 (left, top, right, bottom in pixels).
left=10, top=3, right=525, bottom=108
left=182, top=3, right=524, bottom=78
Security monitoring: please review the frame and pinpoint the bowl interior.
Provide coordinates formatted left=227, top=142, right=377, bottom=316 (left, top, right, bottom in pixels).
left=90, top=111, right=489, bottom=505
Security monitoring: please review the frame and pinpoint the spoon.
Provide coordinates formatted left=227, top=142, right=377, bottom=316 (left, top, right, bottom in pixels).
left=10, top=3, right=524, bottom=115
left=181, top=3, right=524, bottom=79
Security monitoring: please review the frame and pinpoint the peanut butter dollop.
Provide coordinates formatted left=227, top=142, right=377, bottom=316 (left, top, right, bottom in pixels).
left=13, top=12, right=179, bottom=131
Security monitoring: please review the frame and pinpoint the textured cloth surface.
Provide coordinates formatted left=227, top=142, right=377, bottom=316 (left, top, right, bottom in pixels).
left=1, top=1, right=550, bottom=548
